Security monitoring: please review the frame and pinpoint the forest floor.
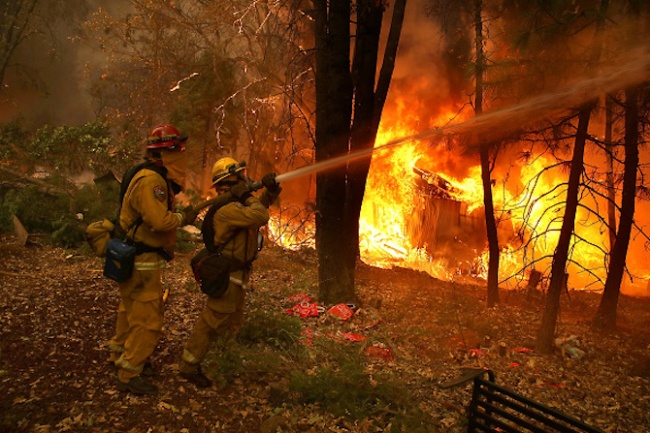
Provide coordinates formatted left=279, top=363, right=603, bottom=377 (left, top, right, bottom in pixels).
left=1, top=234, right=650, bottom=433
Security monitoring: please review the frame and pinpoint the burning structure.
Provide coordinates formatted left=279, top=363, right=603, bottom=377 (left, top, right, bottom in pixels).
left=408, top=165, right=486, bottom=274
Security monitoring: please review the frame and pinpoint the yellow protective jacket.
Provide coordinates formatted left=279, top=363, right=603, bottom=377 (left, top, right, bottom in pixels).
left=119, top=167, right=183, bottom=269
left=211, top=195, right=270, bottom=265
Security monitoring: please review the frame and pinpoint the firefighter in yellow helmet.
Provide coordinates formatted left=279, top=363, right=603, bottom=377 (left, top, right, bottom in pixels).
left=108, top=124, right=198, bottom=396
left=178, top=157, right=281, bottom=388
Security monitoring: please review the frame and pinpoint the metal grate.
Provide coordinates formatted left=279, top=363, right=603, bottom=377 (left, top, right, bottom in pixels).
left=467, top=376, right=604, bottom=433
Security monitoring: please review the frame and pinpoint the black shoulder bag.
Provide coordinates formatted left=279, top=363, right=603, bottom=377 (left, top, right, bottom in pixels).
left=191, top=199, right=245, bottom=298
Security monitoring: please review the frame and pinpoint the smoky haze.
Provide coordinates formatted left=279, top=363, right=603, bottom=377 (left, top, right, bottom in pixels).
left=0, top=0, right=131, bottom=128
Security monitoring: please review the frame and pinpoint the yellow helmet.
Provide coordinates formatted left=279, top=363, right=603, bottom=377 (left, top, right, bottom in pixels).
left=211, top=157, right=246, bottom=185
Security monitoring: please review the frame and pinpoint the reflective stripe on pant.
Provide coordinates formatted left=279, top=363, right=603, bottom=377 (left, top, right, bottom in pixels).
left=180, top=277, right=245, bottom=373
left=116, top=264, right=164, bottom=383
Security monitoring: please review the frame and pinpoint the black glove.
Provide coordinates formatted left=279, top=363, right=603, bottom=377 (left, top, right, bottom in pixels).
left=262, top=173, right=281, bottom=193
left=181, top=206, right=198, bottom=226
left=230, top=182, right=251, bottom=200
left=260, top=173, right=282, bottom=207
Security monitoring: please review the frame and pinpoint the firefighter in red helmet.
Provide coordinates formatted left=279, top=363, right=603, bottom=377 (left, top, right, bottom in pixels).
left=178, top=158, right=281, bottom=388
left=107, top=124, right=198, bottom=396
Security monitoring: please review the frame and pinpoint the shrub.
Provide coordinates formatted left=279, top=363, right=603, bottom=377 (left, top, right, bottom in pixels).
left=1, top=186, right=71, bottom=235
left=288, top=348, right=402, bottom=419
left=27, top=122, right=114, bottom=174
left=0, top=173, right=122, bottom=247
left=238, top=307, right=303, bottom=348
left=74, top=182, right=121, bottom=225
left=0, top=120, right=28, bottom=160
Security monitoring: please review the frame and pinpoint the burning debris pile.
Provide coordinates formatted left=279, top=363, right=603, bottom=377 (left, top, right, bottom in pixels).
left=412, top=166, right=458, bottom=200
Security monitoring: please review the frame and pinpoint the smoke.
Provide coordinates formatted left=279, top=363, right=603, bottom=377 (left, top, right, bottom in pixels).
left=0, top=0, right=132, bottom=128
left=384, top=0, right=467, bottom=129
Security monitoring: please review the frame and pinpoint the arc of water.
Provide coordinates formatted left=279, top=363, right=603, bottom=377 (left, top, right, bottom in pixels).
left=277, top=47, right=650, bottom=184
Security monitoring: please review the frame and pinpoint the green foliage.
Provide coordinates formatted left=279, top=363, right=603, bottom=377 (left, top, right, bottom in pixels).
left=0, top=174, right=121, bottom=247
left=201, top=296, right=305, bottom=387
left=50, top=218, right=86, bottom=247
left=0, top=120, right=28, bottom=160
left=0, top=119, right=141, bottom=180
left=288, top=346, right=400, bottom=419
left=170, top=52, right=237, bottom=140
left=206, top=339, right=287, bottom=388
left=174, top=229, right=197, bottom=254
left=238, top=307, right=303, bottom=349
left=204, top=337, right=245, bottom=387
left=284, top=340, right=434, bottom=430
left=74, top=182, right=121, bottom=224
left=27, top=122, right=114, bottom=174
left=1, top=185, right=71, bottom=235
left=0, top=198, right=13, bottom=233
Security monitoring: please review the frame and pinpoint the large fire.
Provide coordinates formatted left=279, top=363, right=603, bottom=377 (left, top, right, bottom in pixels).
left=359, top=106, right=648, bottom=295
left=266, top=105, right=649, bottom=296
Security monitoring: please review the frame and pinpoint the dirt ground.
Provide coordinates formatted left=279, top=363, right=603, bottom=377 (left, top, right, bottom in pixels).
left=1, top=234, right=650, bottom=432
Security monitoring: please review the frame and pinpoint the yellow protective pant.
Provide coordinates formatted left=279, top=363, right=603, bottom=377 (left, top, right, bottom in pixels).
left=113, top=260, right=165, bottom=383
left=180, top=275, right=246, bottom=373
left=107, top=300, right=128, bottom=362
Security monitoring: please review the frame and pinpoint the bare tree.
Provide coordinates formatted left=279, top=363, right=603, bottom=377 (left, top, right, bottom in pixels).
left=536, top=0, right=609, bottom=354
left=536, top=102, right=595, bottom=353
left=473, top=0, right=501, bottom=306
left=82, top=0, right=311, bottom=188
left=592, top=86, right=640, bottom=330
left=0, top=0, right=39, bottom=88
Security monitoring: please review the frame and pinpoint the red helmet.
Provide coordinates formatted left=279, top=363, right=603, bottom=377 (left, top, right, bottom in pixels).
left=146, top=124, right=187, bottom=151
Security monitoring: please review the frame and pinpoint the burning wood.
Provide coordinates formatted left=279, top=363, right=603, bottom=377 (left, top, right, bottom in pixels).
left=378, top=240, right=408, bottom=258
left=412, top=166, right=458, bottom=200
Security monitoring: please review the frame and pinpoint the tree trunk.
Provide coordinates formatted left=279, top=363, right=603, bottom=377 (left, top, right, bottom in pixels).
left=593, top=86, right=639, bottom=330
left=474, top=0, right=500, bottom=306
left=536, top=102, right=594, bottom=354
left=345, top=0, right=406, bottom=284
left=536, top=0, right=609, bottom=354
left=313, top=0, right=355, bottom=304
left=314, top=0, right=406, bottom=304
left=344, top=0, right=384, bottom=286
left=371, top=0, right=406, bottom=133
left=604, top=95, right=617, bottom=252
left=481, top=146, right=500, bottom=306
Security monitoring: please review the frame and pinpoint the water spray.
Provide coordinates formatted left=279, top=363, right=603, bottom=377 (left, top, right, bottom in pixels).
left=196, top=46, right=650, bottom=212
left=279, top=47, right=650, bottom=183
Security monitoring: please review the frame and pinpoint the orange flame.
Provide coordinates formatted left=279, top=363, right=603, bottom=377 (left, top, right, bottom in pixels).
left=267, top=102, right=649, bottom=296
left=358, top=104, right=647, bottom=295
left=267, top=211, right=315, bottom=251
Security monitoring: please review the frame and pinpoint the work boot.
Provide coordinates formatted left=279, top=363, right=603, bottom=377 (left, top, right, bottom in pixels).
left=179, top=366, right=212, bottom=389
left=142, top=361, right=156, bottom=377
left=115, top=375, right=158, bottom=396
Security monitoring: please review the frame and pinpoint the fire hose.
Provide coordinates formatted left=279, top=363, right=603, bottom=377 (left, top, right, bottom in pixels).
left=193, top=179, right=265, bottom=212
left=193, top=173, right=293, bottom=213
left=193, top=159, right=287, bottom=212
left=165, top=170, right=275, bottom=303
